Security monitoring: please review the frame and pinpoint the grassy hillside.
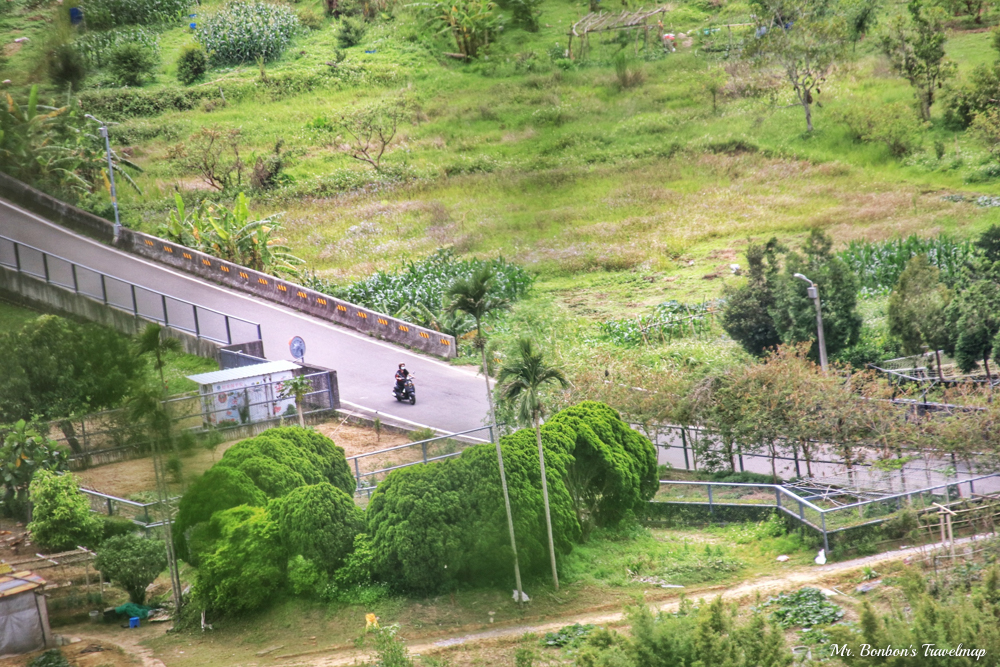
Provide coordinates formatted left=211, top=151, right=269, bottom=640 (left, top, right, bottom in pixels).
left=5, top=0, right=1000, bottom=370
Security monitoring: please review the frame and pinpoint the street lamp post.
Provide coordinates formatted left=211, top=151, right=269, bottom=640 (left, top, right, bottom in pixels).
left=793, top=272, right=828, bottom=372
left=84, top=114, right=121, bottom=243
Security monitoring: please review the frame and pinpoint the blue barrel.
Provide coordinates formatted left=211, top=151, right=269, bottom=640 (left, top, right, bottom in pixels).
left=129, top=617, right=140, bottom=628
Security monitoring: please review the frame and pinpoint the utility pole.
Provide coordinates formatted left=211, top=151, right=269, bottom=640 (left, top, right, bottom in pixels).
left=84, top=114, right=122, bottom=244
left=794, top=273, right=828, bottom=372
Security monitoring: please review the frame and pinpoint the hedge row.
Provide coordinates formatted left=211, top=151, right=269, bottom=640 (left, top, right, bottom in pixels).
left=77, top=63, right=402, bottom=120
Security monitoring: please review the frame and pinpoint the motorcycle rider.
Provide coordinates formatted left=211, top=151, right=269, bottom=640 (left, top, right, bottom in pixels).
left=394, top=363, right=410, bottom=395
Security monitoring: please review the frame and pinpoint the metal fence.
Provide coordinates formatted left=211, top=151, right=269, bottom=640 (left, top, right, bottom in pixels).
left=653, top=473, right=1000, bottom=553
left=80, top=486, right=176, bottom=528
left=0, top=234, right=261, bottom=345
left=348, top=425, right=493, bottom=501
left=37, top=370, right=338, bottom=467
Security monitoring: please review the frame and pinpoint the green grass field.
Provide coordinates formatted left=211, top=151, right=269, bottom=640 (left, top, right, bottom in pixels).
left=6, top=0, right=1000, bottom=370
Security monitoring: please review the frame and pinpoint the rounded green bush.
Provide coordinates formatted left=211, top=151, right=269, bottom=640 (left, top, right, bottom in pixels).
left=219, top=434, right=324, bottom=485
left=233, top=455, right=306, bottom=498
left=197, top=1, right=300, bottom=66
left=26, top=470, right=101, bottom=552
left=107, top=43, right=158, bottom=87
left=271, top=483, right=364, bottom=572
left=263, top=427, right=354, bottom=494
left=176, top=45, right=207, bottom=85
left=47, top=44, right=87, bottom=91
left=173, top=466, right=266, bottom=563
left=95, top=534, right=167, bottom=604
left=195, top=505, right=286, bottom=614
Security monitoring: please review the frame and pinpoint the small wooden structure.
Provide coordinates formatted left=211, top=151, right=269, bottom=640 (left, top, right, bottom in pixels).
left=568, top=7, right=669, bottom=60
left=0, top=571, right=52, bottom=657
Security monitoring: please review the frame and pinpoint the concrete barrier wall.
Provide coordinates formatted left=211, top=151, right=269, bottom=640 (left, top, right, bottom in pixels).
left=0, top=172, right=458, bottom=359
left=0, top=266, right=222, bottom=359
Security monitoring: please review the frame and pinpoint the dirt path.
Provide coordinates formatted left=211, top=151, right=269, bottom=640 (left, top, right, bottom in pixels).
left=275, top=535, right=991, bottom=667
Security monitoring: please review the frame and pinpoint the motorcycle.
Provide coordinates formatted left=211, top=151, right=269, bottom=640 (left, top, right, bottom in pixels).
left=393, top=376, right=416, bottom=405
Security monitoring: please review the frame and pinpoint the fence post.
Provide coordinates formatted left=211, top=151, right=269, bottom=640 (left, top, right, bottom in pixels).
left=42, top=253, right=49, bottom=282
left=422, top=442, right=428, bottom=464
left=131, top=284, right=138, bottom=315
left=162, top=294, right=169, bottom=326
left=13, top=242, right=20, bottom=271
left=193, top=307, right=200, bottom=338
left=681, top=428, right=690, bottom=470
left=354, top=458, right=362, bottom=489
left=738, top=446, right=745, bottom=472
left=327, top=373, right=335, bottom=409
left=71, top=264, right=78, bottom=293
left=225, top=317, right=232, bottom=345
left=793, top=446, right=801, bottom=478
left=821, top=512, right=829, bottom=554
left=101, top=274, right=108, bottom=304
left=707, top=484, right=714, bottom=517
left=775, top=487, right=781, bottom=510
left=107, top=497, right=113, bottom=516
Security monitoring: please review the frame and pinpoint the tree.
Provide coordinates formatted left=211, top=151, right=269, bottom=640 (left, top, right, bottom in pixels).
left=195, top=505, right=286, bottom=614
left=497, top=336, right=569, bottom=591
left=445, top=265, right=525, bottom=602
left=751, top=3, right=847, bottom=132
left=773, top=230, right=862, bottom=359
left=843, top=0, right=883, bottom=48
left=953, top=278, right=1000, bottom=380
left=271, top=483, right=364, bottom=572
left=26, top=470, right=101, bottom=552
left=0, top=315, right=145, bottom=453
left=0, top=421, right=68, bottom=520
left=95, top=534, right=167, bottom=604
left=279, top=375, right=313, bottom=429
left=426, top=0, right=499, bottom=58
left=332, top=98, right=411, bottom=171
left=944, top=0, right=989, bottom=23
left=976, top=223, right=1000, bottom=263
left=877, top=0, right=955, bottom=120
left=721, top=238, right=784, bottom=356
left=132, top=324, right=184, bottom=611
left=887, top=254, right=952, bottom=378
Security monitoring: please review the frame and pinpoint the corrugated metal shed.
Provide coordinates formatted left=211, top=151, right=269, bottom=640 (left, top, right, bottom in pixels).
left=186, top=360, right=300, bottom=385
left=0, top=571, right=51, bottom=656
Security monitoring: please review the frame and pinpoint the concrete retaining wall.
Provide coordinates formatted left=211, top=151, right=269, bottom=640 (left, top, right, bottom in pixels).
left=0, top=266, right=222, bottom=359
left=0, top=172, right=458, bottom=358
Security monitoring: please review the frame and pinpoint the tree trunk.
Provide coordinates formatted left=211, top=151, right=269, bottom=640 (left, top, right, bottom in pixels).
left=935, top=349, right=945, bottom=382
left=297, top=396, right=305, bottom=429
left=535, top=417, right=559, bottom=591
left=58, top=420, right=83, bottom=454
left=803, top=96, right=813, bottom=132
left=480, top=342, right=524, bottom=605
left=769, top=442, right=778, bottom=483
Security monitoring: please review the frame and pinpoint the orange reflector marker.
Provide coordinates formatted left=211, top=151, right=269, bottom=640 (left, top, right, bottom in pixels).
left=419, top=332, right=430, bottom=339
left=258, top=278, right=268, bottom=285
left=220, top=265, right=230, bottom=272
left=377, top=317, right=388, bottom=325
left=239, top=271, right=249, bottom=279
left=277, top=285, right=287, bottom=292
left=297, top=291, right=307, bottom=298
left=440, top=339, right=450, bottom=345
left=144, top=239, right=154, bottom=246
left=202, top=259, right=211, bottom=266
left=182, top=253, right=192, bottom=260
left=357, top=312, right=368, bottom=319
left=163, top=246, right=173, bottom=253
left=399, top=325, right=409, bottom=332
left=337, top=305, right=348, bottom=312
left=317, top=298, right=327, bottom=305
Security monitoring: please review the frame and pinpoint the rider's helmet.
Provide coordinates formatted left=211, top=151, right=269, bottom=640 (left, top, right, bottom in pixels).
left=398, top=363, right=405, bottom=369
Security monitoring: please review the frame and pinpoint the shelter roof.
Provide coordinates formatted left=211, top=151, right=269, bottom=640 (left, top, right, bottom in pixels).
left=186, top=360, right=300, bottom=386
left=0, top=571, right=45, bottom=599
left=571, top=6, right=668, bottom=35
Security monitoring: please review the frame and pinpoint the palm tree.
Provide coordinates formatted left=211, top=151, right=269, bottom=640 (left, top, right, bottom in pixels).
left=134, top=324, right=183, bottom=612
left=497, top=336, right=569, bottom=591
left=279, top=374, right=313, bottom=428
left=445, top=266, right=526, bottom=604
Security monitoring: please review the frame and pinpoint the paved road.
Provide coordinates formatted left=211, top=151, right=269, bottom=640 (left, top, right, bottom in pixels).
left=0, top=197, right=491, bottom=436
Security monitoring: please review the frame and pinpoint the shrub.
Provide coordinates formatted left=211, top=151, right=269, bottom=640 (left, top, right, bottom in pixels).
left=336, top=16, right=366, bottom=48
left=94, top=534, right=168, bottom=604
left=84, top=0, right=191, bottom=29
left=166, top=454, right=182, bottom=483
left=195, top=505, right=286, bottom=613
left=509, top=0, right=541, bottom=31
left=763, top=587, right=844, bottom=628
left=28, top=651, right=69, bottom=667
left=332, top=533, right=377, bottom=588
left=613, top=51, right=645, bottom=90
left=833, top=100, right=923, bottom=157
left=1, top=420, right=68, bottom=521
left=233, top=455, right=306, bottom=498
left=176, top=45, right=208, bottom=85
left=219, top=433, right=325, bottom=486
left=47, top=44, right=87, bottom=91
left=107, top=43, right=159, bottom=87
left=197, top=1, right=300, bottom=66
left=271, top=483, right=364, bottom=572
left=26, top=470, right=101, bottom=552
left=173, top=466, right=266, bottom=563
left=98, top=515, right=138, bottom=543
left=258, top=428, right=355, bottom=494
left=287, top=554, right=327, bottom=597
left=297, top=7, right=325, bottom=30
